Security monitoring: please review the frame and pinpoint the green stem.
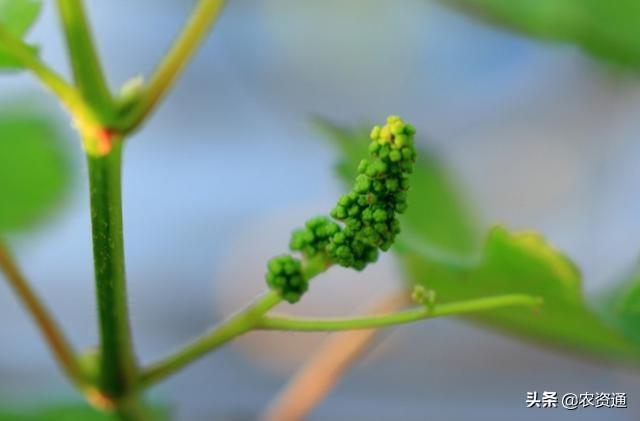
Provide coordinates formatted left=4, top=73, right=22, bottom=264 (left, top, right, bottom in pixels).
left=0, top=25, right=89, bottom=118
left=140, top=291, right=281, bottom=387
left=0, top=241, right=87, bottom=389
left=140, top=256, right=331, bottom=388
left=56, top=0, right=113, bottom=117
left=86, top=139, right=137, bottom=399
left=120, top=0, right=226, bottom=133
left=257, top=294, right=543, bottom=332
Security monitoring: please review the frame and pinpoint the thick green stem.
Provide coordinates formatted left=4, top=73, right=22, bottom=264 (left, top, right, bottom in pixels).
left=112, top=393, right=152, bottom=421
left=257, top=294, right=543, bottom=332
left=0, top=241, right=86, bottom=389
left=140, top=291, right=281, bottom=387
left=57, top=0, right=113, bottom=117
left=86, top=139, right=136, bottom=399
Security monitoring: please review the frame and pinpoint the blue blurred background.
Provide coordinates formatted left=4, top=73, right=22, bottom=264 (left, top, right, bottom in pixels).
left=1, top=1, right=640, bottom=419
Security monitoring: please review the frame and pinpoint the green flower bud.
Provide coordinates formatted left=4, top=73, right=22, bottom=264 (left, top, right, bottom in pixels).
left=390, top=121, right=404, bottom=135
left=266, top=255, right=308, bottom=303
left=389, top=150, right=402, bottom=162
left=370, top=125, right=381, bottom=140
left=394, top=134, right=407, bottom=148
left=411, top=285, right=436, bottom=308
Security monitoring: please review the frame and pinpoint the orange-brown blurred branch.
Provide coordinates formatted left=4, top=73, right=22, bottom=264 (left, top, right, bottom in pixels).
left=0, top=240, right=85, bottom=388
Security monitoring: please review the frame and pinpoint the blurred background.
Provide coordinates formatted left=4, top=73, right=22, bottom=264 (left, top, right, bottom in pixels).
left=1, top=0, right=640, bottom=419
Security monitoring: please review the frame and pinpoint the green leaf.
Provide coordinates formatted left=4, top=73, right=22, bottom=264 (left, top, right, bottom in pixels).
left=596, top=264, right=640, bottom=347
left=323, top=119, right=640, bottom=361
left=0, top=109, right=70, bottom=232
left=403, top=226, right=638, bottom=359
left=0, top=402, right=170, bottom=420
left=0, top=0, right=42, bottom=69
left=442, top=0, right=640, bottom=68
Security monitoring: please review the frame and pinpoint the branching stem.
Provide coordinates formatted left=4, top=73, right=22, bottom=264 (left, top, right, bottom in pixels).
left=140, top=291, right=281, bottom=387
left=140, top=290, right=540, bottom=388
left=140, top=256, right=331, bottom=387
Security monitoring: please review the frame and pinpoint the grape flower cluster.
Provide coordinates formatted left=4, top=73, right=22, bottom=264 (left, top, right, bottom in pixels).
left=266, top=116, right=417, bottom=303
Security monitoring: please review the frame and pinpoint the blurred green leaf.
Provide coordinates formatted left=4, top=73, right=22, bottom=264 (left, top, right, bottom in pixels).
left=442, top=0, right=640, bottom=67
left=404, top=226, right=637, bottom=359
left=323, top=119, right=640, bottom=361
left=0, top=109, right=70, bottom=232
left=0, top=402, right=170, bottom=420
left=0, top=0, right=42, bottom=69
left=596, top=264, right=640, bottom=347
